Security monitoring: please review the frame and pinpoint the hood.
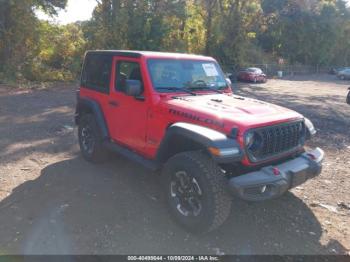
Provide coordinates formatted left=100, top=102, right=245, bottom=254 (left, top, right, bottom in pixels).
left=165, top=94, right=303, bottom=131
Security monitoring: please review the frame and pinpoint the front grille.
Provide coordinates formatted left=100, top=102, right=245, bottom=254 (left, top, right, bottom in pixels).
left=246, top=121, right=305, bottom=163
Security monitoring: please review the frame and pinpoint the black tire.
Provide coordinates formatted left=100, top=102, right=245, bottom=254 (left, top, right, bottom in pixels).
left=78, top=114, right=108, bottom=163
left=162, top=151, right=232, bottom=233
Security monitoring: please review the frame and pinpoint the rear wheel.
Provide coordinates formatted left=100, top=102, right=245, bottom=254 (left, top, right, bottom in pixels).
left=78, top=114, right=108, bottom=163
left=162, top=151, right=232, bottom=233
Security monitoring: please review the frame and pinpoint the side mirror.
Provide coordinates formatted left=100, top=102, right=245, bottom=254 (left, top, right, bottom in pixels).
left=125, top=80, right=143, bottom=97
left=347, top=87, right=350, bottom=105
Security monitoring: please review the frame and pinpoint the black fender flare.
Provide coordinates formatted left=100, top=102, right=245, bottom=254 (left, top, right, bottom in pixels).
left=156, top=122, right=243, bottom=164
left=75, top=97, right=109, bottom=139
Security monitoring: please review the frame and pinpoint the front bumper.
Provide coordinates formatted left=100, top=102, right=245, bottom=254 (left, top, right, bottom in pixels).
left=249, top=75, right=266, bottom=82
left=228, top=148, right=324, bottom=201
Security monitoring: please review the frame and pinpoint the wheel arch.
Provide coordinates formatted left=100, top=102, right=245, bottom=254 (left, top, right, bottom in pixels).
left=156, top=122, right=242, bottom=164
left=75, top=97, right=109, bottom=139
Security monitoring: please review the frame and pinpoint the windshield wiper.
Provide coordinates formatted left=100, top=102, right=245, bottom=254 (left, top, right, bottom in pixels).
left=186, top=86, right=223, bottom=94
left=156, top=87, right=197, bottom=96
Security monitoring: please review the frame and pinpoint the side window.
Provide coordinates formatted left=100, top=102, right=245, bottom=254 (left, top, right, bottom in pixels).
left=116, top=61, right=143, bottom=93
left=81, top=54, right=112, bottom=94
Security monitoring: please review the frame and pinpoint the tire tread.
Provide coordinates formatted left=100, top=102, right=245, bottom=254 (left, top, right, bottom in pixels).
left=163, top=151, right=232, bottom=233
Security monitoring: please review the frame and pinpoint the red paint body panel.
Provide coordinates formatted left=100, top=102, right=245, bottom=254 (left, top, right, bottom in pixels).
left=79, top=51, right=303, bottom=166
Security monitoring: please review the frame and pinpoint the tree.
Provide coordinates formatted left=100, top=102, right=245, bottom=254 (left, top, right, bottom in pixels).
left=0, top=0, right=67, bottom=77
left=258, top=0, right=350, bottom=66
left=2, top=0, right=350, bottom=83
left=24, top=21, right=87, bottom=81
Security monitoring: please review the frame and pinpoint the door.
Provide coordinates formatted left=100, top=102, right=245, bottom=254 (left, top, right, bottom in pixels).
left=105, top=56, right=149, bottom=154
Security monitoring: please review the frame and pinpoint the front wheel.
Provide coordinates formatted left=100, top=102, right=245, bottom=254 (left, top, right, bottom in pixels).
left=162, top=151, right=232, bottom=233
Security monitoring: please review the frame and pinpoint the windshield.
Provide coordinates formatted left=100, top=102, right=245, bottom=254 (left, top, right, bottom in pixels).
left=147, top=59, right=227, bottom=92
left=247, top=68, right=263, bottom=74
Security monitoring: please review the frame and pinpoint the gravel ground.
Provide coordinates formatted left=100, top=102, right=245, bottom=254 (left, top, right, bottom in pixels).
left=0, top=75, right=349, bottom=255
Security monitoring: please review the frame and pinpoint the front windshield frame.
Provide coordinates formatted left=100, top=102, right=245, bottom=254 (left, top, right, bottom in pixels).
left=146, top=58, right=228, bottom=93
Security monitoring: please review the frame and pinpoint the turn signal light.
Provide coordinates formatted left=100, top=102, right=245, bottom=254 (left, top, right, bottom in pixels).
left=208, top=147, right=221, bottom=156
left=208, top=147, right=240, bottom=157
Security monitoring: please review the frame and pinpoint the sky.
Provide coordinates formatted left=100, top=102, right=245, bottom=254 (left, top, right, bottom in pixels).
left=37, top=0, right=350, bottom=25
left=36, top=0, right=97, bottom=25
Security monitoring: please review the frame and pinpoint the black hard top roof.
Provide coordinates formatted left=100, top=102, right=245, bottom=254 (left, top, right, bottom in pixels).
left=85, top=50, right=213, bottom=60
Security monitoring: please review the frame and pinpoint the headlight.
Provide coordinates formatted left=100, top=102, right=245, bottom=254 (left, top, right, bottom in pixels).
left=245, top=132, right=255, bottom=148
left=245, top=131, right=263, bottom=151
left=304, top=118, right=316, bottom=138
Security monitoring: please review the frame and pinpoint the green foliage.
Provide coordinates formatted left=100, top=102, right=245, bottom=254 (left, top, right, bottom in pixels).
left=1, top=0, right=350, bottom=84
left=23, top=22, right=86, bottom=81
left=0, top=0, right=68, bottom=81
left=258, top=0, right=350, bottom=65
left=84, top=0, right=188, bottom=51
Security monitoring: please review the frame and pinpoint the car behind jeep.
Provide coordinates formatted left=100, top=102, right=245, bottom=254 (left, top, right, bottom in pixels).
left=75, top=50, right=324, bottom=233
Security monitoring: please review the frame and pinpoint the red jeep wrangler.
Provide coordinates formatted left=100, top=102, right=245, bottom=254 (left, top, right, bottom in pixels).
left=75, top=51, right=324, bottom=233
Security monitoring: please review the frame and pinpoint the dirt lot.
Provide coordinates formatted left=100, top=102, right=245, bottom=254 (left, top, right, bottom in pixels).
left=0, top=75, right=349, bottom=255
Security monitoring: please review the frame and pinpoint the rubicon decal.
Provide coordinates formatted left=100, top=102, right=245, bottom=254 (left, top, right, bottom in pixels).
left=169, top=109, right=225, bottom=128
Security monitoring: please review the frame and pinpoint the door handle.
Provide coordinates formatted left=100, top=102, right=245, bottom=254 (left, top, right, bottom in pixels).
left=108, top=100, right=119, bottom=107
